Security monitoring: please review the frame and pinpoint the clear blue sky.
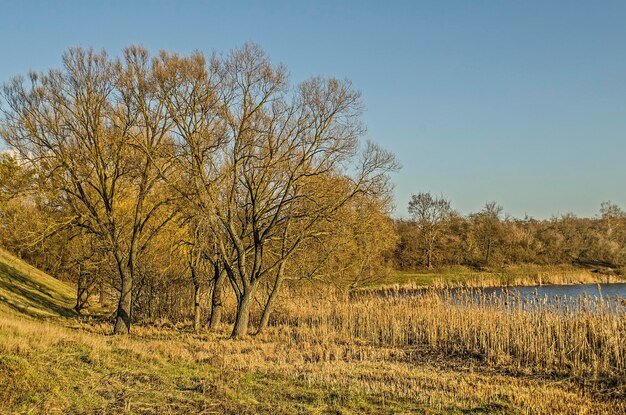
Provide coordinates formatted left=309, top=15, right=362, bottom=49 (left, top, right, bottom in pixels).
left=1, top=0, right=625, bottom=219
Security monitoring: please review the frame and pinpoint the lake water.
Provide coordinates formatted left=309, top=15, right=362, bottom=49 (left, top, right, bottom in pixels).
left=461, top=283, right=626, bottom=311
left=481, top=283, right=626, bottom=301
left=373, top=283, right=626, bottom=311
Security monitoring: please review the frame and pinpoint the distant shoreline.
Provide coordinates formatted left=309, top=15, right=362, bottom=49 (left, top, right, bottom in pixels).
left=363, top=267, right=626, bottom=292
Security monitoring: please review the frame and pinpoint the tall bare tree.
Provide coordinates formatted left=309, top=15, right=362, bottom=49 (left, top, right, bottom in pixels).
left=1, top=47, right=178, bottom=334
left=158, top=44, right=397, bottom=337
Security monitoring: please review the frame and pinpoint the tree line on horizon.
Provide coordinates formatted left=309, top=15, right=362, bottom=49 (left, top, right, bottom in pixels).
left=0, top=45, right=624, bottom=338
left=393, top=193, right=626, bottom=271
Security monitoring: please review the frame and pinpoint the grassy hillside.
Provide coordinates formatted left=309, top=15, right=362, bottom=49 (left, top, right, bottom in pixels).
left=0, top=249, right=76, bottom=318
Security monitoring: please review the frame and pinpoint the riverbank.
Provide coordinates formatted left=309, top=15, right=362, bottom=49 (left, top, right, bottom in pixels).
left=379, top=264, right=625, bottom=289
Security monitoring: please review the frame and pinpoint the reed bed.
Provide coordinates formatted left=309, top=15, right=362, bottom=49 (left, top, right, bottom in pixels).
left=270, top=288, right=626, bottom=384
left=388, top=264, right=623, bottom=288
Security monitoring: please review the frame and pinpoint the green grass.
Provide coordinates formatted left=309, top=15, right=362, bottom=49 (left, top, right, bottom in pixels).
left=385, top=266, right=485, bottom=286
left=0, top=249, right=76, bottom=318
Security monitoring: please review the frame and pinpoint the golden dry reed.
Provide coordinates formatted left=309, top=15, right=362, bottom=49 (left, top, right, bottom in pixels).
left=270, top=287, right=625, bottom=383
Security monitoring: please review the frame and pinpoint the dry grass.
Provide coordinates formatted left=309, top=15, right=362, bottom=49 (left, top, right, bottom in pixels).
left=1, top=312, right=624, bottom=415
left=0, top=249, right=624, bottom=414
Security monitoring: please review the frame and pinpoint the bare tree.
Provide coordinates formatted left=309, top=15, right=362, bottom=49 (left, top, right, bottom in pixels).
left=159, top=44, right=397, bottom=337
left=2, top=44, right=397, bottom=338
left=408, top=192, right=452, bottom=268
left=471, top=201, right=504, bottom=265
left=600, top=201, right=624, bottom=236
left=1, top=47, right=178, bottom=334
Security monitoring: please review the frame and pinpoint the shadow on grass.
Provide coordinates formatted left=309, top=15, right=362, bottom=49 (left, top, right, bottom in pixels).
left=0, top=261, right=75, bottom=318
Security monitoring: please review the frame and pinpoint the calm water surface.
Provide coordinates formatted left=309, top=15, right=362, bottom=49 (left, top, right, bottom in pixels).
left=382, top=283, right=626, bottom=310
left=482, top=283, right=626, bottom=301
left=463, top=283, right=626, bottom=311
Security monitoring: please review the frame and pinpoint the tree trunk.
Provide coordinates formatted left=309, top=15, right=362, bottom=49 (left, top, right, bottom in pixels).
left=99, top=278, right=106, bottom=307
left=147, top=283, right=154, bottom=321
left=74, top=265, right=88, bottom=313
left=427, top=248, right=433, bottom=269
left=231, top=285, right=255, bottom=338
left=190, top=264, right=201, bottom=332
left=114, top=267, right=132, bottom=335
left=426, top=234, right=436, bottom=269
left=193, top=283, right=201, bottom=332
left=208, top=263, right=224, bottom=330
left=257, top=262, right=285, bottom=334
